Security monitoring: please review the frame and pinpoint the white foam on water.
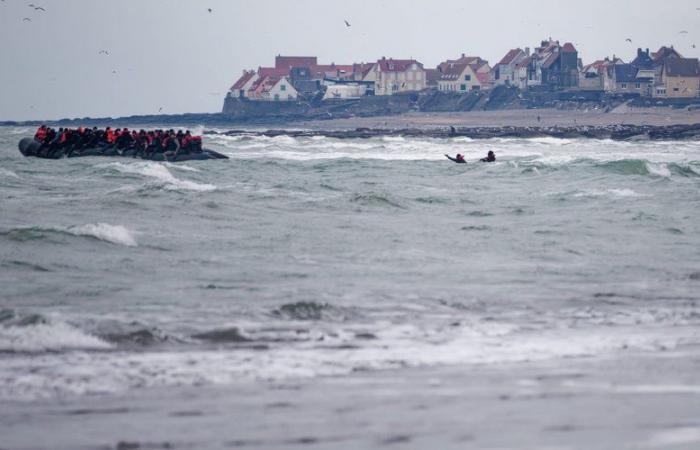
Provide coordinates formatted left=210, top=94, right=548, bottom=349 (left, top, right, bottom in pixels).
left=0, top=320, right=112, bottom=353
left=163, top=162, right=199, bottom=172
left=0, top=168, right=20, bottom=179
left=0, top=321, right=695, bottom=402
left=104, top=162, right=215, bottom=192
left=645, top=162, right=671, bottom=178
left=647, top=428, right=700, bottom=447
left=571, top=188, right=644, bottom=199
left=66, top=223, right=138, bottom=247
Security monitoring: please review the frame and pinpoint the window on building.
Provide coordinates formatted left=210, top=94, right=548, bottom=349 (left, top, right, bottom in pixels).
left=673, top=87, right=680, bottom=92
left=460, top=84, right=467, bottom=91
left=281, top=84, right=286, bottom=92
left=465, top=75, right=471, bottom=81
left=621, top=83, right=627, bottom=89
left=635, top=83, right=641, bottom=89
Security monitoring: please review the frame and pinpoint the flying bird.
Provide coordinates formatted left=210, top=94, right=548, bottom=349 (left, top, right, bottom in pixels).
left=207, top=8, right=212, bottom=12
left=112, top=70, right=117, bottom=74
left=158, top=107, right=163, bottom=112
left=22, top=17, right=31, bottom=21
left=693, top=44, right=697, bottom=49
left=34, top=6, right=45, bottom=11
left=680, top=30, right=689, bottom=34
left=344, top=20, right=351, bottom=27
left=625, top=38, right=632, bottom=43
left=98, top=50, right=109, bottom=55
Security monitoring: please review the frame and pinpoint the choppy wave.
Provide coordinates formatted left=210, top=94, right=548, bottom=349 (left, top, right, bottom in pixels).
left=0, top=310, right=112, bottom=353
left=102, top=162, right=215, bottom=192
left=0, top=167, right=20, bottom=179
left=0, top=318, right=695, bottom=401
left=1, top=223, right=137, bottom=247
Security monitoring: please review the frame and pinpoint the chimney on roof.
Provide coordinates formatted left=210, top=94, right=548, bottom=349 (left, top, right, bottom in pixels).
left=462, top=53, right=465, bottom=58
left=646, top=48, right=649, bottom=55
left=525, top=47, right=530, bottom=56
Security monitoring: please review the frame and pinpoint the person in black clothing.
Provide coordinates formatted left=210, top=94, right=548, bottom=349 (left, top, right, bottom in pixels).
left=481, top=151, right=496, bottom=162
left=445, top=153, right=466, bottom=163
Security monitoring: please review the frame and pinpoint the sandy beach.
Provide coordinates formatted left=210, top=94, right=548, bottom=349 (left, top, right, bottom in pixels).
left=2, top=350, right=699, bottom=450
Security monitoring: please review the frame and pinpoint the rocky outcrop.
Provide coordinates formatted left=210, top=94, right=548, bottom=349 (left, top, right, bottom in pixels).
left=208, top=123, right=700, bottom=141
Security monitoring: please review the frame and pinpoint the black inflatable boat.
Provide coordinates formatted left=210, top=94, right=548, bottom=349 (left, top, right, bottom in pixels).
left=18, top=138, right=229, bottom=162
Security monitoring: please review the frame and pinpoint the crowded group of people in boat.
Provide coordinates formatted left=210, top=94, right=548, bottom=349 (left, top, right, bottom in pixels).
left=33, top=125, right=204, bottom=157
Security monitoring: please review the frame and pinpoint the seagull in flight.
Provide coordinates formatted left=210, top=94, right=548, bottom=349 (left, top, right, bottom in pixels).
left=344, top=20, right=351, bottom=27
left=680, top=30, right=689, bottom=34
left=158, top=107, right=163, bottom=112
left=207, top=8, right=212, bottom=12
left=33, top=6, right=45, bottom=11
left=625, top=38, right=632, bottom=43
left=22, top=17, right=31, bottom=21
left=98, top=50, right=109, bottom=55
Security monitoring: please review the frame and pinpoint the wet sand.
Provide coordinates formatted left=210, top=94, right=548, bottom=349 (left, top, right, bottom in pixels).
left=299, top=107, right=700, bottom=130
left=3, top=350, right=699, bottom=450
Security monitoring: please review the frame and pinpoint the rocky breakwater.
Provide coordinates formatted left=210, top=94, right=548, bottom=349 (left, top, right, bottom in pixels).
left=208, top=123, right=700, bottom=141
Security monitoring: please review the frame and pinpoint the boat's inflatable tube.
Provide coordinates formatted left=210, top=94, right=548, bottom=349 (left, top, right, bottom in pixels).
left=18, top=138, right=228, bottom=161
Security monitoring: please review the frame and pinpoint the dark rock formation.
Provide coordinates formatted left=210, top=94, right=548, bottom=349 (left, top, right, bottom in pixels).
left=207, top=123, right=700, bottom=141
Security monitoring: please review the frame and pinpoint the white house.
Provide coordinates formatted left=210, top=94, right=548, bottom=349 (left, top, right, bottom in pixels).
left=250, top=76, right=299, bottom=101
left=364, top=58, right=426, bottom=96
left=323, top=84, right=367, bottom=100
left=229, top=70, right=259, bottom=99
left=493, top=48, right=528, bottom=86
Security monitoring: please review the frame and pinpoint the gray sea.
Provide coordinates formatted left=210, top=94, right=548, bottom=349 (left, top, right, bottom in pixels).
left=2, top=126, right=700, bottom=449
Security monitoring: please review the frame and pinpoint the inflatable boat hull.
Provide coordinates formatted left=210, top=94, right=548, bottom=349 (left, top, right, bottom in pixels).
left=18, top=138, right=228, bottom=161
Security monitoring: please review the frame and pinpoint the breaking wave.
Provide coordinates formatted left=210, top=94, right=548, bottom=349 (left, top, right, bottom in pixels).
left=102, top=162, right=216, bottom=192
left=0, top=310, right=112, bottom=353
left=0, top=223, right=137, bottom=247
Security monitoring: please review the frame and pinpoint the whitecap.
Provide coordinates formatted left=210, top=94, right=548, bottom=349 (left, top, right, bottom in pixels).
left=645, top=162, right=671, bottom=178
left=0, top=320, right=112, bottom=353
left=0, top=168, right=20, bottom=179
left=104, top=162, right=215, bottom=192
left=66, top=223, right=138, bottom=247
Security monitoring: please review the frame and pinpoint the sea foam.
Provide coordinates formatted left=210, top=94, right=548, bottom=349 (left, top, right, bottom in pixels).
left=67, top=223, right=138, bottom=247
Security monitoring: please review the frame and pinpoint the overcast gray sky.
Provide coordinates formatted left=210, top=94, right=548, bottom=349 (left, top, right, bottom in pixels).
left=1, top=0, right=699, bottom=120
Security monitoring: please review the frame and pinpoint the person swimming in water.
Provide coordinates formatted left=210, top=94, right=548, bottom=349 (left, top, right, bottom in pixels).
left=481, top=151, right=496, bottom=162
left=445, top=153, right=466, bottom=163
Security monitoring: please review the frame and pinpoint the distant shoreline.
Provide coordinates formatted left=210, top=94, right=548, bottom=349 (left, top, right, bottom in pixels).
left=3, top=107, right=700, bottom=140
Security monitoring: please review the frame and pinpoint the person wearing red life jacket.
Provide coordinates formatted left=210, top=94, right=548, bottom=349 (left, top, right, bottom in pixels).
left=105, top=127, right=116, bottom=145
left=34, top=125, right=48, bottom=143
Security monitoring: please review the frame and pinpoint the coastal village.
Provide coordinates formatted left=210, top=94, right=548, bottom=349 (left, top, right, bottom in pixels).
left=227, top=39, right=700, bottom=103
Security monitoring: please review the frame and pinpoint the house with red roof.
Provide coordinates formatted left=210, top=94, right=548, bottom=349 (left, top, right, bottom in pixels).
left=493, top=48, right=529, bottom=87
left=527, top=39, right=579, bottom=90
left=579, top=57, right=623, bottom=91
left=229, top=70, right=259, bottom=99
left=364, top=57, right=426, bottom=96
left=248, top=75, right=299, bottom=101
